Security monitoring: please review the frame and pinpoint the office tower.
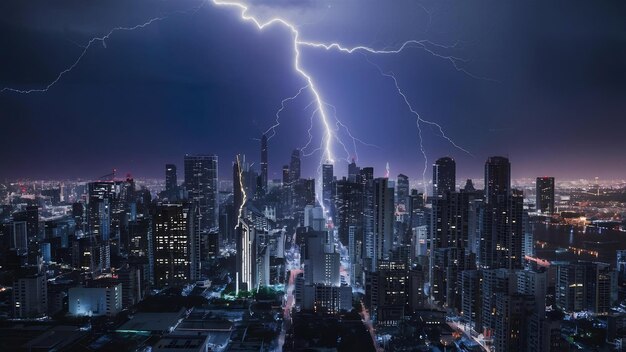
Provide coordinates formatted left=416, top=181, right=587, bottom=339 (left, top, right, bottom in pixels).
left=260, top=134, right=268, bottom=195
left=335, top=177, right=363, bottom=247
left=236, top=218, right=270, bottom=291
left=184, top=154, right=219, bottom=231
left=433, top=157, right=456, bottom=196
left=87, top=182, right=112, bottom=239
left=480, top=156, right=523, bottom=270
left=165, top=164, right=177, bottom=196
left=460, top=270, right=481, bottom=327
left=556, top=261, right=617, bottom=314
left=494, top=293, right=535, bottom=352
left=517, top=268, right=548, bottom=351
left=536, top=176, right=555, bottom=214
left=150, top=204, right=191, bottom=288
left=485, top=156, right=510, bottom=200
left=303, top=231, right=340, bottom=286
left=373, top=177, right=394, bottom=270
left=396, top=174, right=409, bottom=212
left=481, top=268, right=517, bottom=332
left=290, top=149, right=301, bottom=182
left=12, top=271, right=47, bottom=318
left=366, top=260, right=423, bottom=325
left=292, top=178, right=316, bottom=223
left=360, top=167, right=375, bottom=265
left=348, top=159, right=360, bottom=182
left=322, top=163, right=334, bottom=215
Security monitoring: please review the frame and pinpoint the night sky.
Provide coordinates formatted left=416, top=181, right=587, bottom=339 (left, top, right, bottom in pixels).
left=1, top=0, right=625, bottom=182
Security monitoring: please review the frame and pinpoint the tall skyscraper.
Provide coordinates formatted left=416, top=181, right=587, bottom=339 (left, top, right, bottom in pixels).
left=480, top=156, right=523, bottom=270
left=536, top=176, right=555, bottom=214
left=184, top=154, right=219, bottom=232
left=360, top=167, right=375, bottom=265
left=150, top=203, right=191, bottom=288
left=485, top=156, right=511, bottom=202
left=373, top=177, right=394, bottom=270
left=335, top=178, right=363, bottom=248
left=396, top=174, right=409, bottom=212
left=433, top=157, right=456, bottom=196
left=322, top=163, right=334, bottom=215
left=165, top=164, right=177, bottom=195
left=260, top=134, right=268, bottom=195
left=348, top=159, right=360, bottom=183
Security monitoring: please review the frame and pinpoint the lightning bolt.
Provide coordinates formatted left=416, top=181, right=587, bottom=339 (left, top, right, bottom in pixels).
left=234, top=154, right=247, bottom=230
left=212, top=0, right=335, bottom=166
left=1, top=2, right=205, bottom=94
left=298, top=38, right=498, bottom=82
left=324, top=102, right=381, bottom=163
left=364, top=56, right=473, bottom=193
left=212, top=0, right=481, bottom=201
left=265, top=84, right=309, bottom=140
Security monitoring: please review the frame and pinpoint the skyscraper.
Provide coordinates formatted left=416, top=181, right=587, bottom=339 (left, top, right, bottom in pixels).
left=373, top=177, right=394, bottom=270
left=322, top=163, right=334, bottom=215
left=348, top=159, right=360, bottom=183
left=335, top=177, right=363, bottom=247
left=260, top=134, right=268, bottom=195
left=396, top=174, right=409, bottom=212
left=480, top=156, right=523, bottom=270
left=484, top=156, right=510, bottom=203
left=184, top=154, right=219, bottom=232
left=165, top=164, right=177, bottom=195
left=433, top=157, right=456, bottom=196
left=536, top=176, right=555, bottom=214
left=150, top=203, right=191, bottom=288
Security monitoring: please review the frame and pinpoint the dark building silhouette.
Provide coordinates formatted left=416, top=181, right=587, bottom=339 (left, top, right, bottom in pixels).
left=433, top=157, right=456, bottom=196
left=165, top=164, right=177, bottom=195
left=184, top=154, right=218, bottom=231
left=480, top=156, right=523, bottom=270
left=536, top=176, right=555, bottom=214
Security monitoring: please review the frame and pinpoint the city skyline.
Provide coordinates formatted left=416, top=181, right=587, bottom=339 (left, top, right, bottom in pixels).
left=1, top=0, right=625, bottom=180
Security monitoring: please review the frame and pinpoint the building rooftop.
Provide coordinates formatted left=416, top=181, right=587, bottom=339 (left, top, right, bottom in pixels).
left=117, top=309, right=187, bottom=334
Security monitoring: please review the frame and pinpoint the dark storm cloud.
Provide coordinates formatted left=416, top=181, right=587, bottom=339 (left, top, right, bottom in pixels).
left=0, top=0, right=624, bottom=181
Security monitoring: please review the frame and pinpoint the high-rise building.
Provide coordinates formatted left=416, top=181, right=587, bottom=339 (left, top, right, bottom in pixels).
left=556, top=261, right=617, bottom=314
left=396, top=174, right=410, bottom=212
left=322, top=163, right=334, bottom=216
left=480, top=156, right=523, bottom=270
left=260, top=134, right=268, bottom=195
left=494, top=293, right=535, bottom=352
left=536, top=176, right=555, bottom=214
left=150, top=204, right=192, bottom=288
left=184, top=154, right=219, bottom=232
left=433, top=157, right=456, bottom=196
left=334, top=178, right=363, bottom=248
left=12, top=271, right=47, bottom=318
left=373, top=177, right=394, bottom=270
left=360, top=167, right=375, bottom=265
left=348, top=159, right=360, bottom=183
left=165, top=164, right=177, bottom=196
